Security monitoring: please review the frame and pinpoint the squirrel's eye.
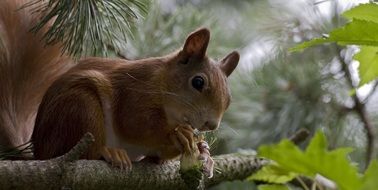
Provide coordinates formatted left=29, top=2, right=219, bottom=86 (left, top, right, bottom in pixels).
left=191, top=76, right=205, bottom=91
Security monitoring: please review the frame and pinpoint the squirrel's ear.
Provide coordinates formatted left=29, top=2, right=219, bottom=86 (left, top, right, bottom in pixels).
left=220, top=51, right=239, bottom=77
left=183, top=28, right=210, bottom=58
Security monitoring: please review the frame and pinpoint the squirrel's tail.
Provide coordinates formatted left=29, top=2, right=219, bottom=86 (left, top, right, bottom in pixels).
left=0, top=0, right=72, bottom=149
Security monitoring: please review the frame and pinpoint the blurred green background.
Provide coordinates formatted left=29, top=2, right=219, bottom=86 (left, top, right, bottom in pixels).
left=120, top=0, right=377, bottom=189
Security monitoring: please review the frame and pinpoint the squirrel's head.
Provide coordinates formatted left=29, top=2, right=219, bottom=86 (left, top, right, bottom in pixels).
left=163, top=28, right=239, bottom=132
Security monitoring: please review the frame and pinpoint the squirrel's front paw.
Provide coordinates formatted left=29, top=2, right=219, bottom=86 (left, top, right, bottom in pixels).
left=198, top=140, right=214, bottom=178
left=169, top=124, right=195, bottom=154
left=100, top=146, right=132, bottom=170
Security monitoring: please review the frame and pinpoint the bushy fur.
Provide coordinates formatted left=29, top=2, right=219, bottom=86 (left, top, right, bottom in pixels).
left=0, top=0, right=72, bottom=149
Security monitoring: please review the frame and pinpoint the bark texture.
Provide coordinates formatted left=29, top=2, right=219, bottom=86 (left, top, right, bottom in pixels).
left=0, top=134, right=262, bottom=189
left=0, top=153, right=262, bottom=190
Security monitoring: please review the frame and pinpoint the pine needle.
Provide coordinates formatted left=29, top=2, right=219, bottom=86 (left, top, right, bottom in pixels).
left=0, top=142, right=33, bottom=160
left=23, top=0, right=147, bottom=57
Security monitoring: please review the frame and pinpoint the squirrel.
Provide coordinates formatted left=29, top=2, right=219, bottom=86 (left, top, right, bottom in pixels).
left=0, top=0, right=239, bottom=169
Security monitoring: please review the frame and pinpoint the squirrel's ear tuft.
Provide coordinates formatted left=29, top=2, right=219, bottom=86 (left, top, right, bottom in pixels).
left=183, top=28, right=210, bottom=58
left=220, top=51, right=239, bottom=77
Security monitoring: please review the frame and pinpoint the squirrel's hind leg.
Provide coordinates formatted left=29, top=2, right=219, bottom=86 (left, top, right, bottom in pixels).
left=32, top=85, right=106, bottom=160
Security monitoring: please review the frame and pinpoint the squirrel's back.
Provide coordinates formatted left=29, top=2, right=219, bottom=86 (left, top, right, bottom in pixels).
left=0, top=0, right=72, bottom=148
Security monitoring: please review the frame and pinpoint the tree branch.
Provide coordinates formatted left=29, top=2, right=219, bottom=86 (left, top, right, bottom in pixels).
left=0, top=153, right=262, bottom=190
left=336, top=47, right=376, bottom=168
left=289, top=128, right=310, bottom=145
left=57, top=133, right=95, bottom=162
left=0, top=133, right=263, bottom=190
left=362, top=80, right=378, bottom=104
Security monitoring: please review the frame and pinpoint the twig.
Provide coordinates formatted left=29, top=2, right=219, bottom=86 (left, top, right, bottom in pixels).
left=289, top=128, right=311, bottom=145
left=336, top=47, right=375, bottom=169
left=55, top=132, right=95, bottom=162
left=353, top=95, right=375, bottom=168
left=296, top=176, right=311, bottom=190
left=362, top=80, right=378, bottom=103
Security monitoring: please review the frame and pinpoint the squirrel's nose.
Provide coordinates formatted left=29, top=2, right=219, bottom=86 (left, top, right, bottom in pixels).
left=202, top=120, right=219, bottom=131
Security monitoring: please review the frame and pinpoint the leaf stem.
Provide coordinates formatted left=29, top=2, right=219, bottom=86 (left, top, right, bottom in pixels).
left=296, top=176, right=310, bottom=190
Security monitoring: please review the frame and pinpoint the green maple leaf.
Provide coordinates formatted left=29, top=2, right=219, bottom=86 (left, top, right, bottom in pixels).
left=291, top=3, right=378, bottom=52
left=291, top=3, right=378, bottom=86
left=291, top=19, right=378, bottom=51
left=248, top=163, right=297, bottom=184
left=258, top=184, right=290, bottom=190
left=354, top=46, right=378, bottom=86
left=258, top=131, right=361, bottom=190
left=361, top=160, right=378, bottom=190
left=343, top=3, right=378, bottom=23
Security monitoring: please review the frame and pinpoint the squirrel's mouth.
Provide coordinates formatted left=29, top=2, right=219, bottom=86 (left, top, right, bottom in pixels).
left=183, top=116, right=204, bottom=135
left=183, top=116, right=207, bottom=136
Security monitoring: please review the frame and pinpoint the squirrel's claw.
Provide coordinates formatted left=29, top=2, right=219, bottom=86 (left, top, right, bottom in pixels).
left=176, top=130, right=192, bottom=153
left=170, top=125, right=195, bottom=154
left=100, top=146, right=132, bottom=170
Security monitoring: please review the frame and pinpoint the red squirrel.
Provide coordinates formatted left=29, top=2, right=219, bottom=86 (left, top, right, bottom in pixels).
left=0, top=0, right=239, bottom=168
